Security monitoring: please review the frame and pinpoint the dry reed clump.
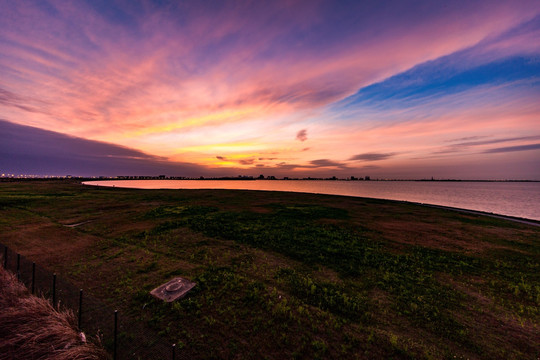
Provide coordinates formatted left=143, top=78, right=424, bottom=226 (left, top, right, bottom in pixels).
left=0, top=266, right=109, bottom=360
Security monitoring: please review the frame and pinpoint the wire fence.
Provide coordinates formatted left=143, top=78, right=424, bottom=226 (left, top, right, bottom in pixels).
left=0, top=243, right=187, bottom=360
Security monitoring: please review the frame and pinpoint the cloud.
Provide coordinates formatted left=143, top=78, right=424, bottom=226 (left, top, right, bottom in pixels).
left=0, top=119, right=210, bottom=177
left=309, top=159, right=348, bottom=168
left=483, top=143, right=540, bottom=153
left=0, top=87, right=24, bottom=107
left=215, top=155, right=256, bottom=166
left=348, top=152, right=396, bottom=161
left=445, top=135, right=488, bottom=143
left=274, top=163, right=302, bottom=171
left=6, top=0, right=537, bottom=142
left=332, top=15, right=540, bottom=119
left=0, top=86, right=51, bottom=115
left=238, top=158, right=255, bottom=165
left=296, top=129, right=308, bottom=142
left=434, top=136, right=540, bottom=154
left=454, top=136, right=540, bottom=147
left=1, top=1, right=539, bottom=180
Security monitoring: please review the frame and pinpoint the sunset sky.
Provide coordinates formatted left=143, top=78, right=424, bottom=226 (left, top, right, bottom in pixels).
left=1, top=0, right=539, bottom=179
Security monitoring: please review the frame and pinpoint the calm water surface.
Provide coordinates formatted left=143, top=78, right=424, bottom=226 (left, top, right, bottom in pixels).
left=83, top=180, right=540, bottom=221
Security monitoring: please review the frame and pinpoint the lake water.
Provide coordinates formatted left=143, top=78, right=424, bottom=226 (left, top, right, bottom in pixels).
left=83, top=180, right=540, bottom=221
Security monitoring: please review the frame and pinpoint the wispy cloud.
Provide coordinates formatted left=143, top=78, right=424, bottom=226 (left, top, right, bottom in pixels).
left=453, top=136, right=540, bottom=147
left=349, top=153, right=397, bottom=161
left=309, top=159, right=348, bottom=169
left=331, top=15, right=540, bottom=122
left=434, top=135, right=540, bottom=154
left=0, top=87, right=51, bottom=115
left=445, top=136, right=488, bottom=143
left=484, top=143, right=540, bottom=153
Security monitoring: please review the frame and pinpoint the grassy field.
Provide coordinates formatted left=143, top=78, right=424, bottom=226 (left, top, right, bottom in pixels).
left=0, top=179, right=538, bottom=359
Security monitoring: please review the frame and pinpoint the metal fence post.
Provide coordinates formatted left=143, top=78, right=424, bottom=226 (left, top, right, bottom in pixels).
left=52, top=273, right=57, bottom=308
left=16, top=253, right=20, bottom=280
left=114, top=310, right=118, bottom=360
left=78, top=289, right=83, bottom=329
left=31, top=262, right=35, bottom=294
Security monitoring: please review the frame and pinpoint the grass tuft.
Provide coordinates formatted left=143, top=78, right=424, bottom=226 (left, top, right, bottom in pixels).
left=0, top=266, right=108, bottom=360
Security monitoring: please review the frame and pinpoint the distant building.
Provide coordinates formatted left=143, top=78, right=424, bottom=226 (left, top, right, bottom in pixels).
left=364, top=176, right=370, bottom=181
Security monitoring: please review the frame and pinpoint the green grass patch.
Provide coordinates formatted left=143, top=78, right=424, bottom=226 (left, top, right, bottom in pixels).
left=1, top=180, right=538, bottom=359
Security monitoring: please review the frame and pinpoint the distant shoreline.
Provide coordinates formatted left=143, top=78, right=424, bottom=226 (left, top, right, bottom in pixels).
left=1, top=177, right=539, bottom=182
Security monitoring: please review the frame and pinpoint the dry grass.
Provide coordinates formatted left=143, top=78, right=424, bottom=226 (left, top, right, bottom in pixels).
left=0, top=266, right=108, bottom=360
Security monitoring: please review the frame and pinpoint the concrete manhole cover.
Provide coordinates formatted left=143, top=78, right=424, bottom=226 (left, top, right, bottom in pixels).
left=150, top=277, right=196, bottom=302
left=166, top=282, right=183, bottom=292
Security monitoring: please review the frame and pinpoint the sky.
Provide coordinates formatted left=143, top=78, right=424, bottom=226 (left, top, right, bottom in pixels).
left=1, top=0, right=539, bottom=179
